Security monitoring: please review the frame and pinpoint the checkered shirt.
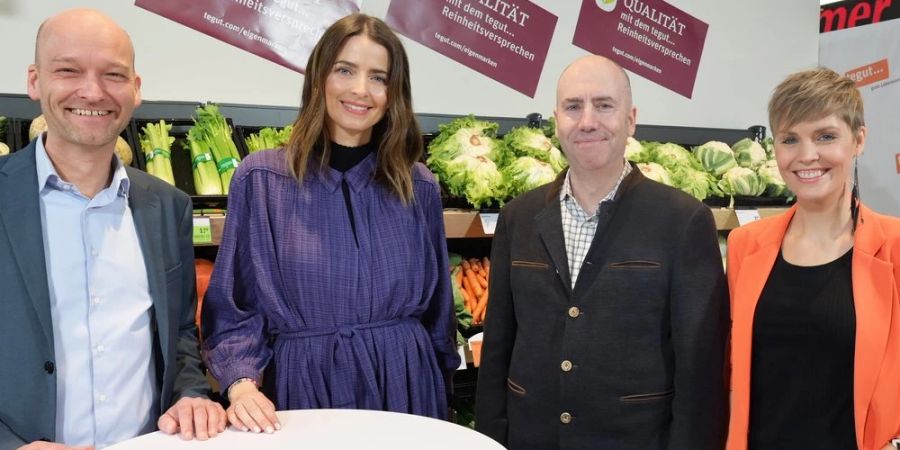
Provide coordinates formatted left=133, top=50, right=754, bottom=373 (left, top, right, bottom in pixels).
left=559, top=162, right=632, bottom=288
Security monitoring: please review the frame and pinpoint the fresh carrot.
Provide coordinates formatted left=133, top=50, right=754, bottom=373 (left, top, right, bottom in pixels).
left=465, top=268, right=483, bottom=298
left=472, top=289, right=489, bottom=321
left=461, top=259, right=472, bottom=272
left=455, top=268, right=463, bottom=287
left=460, top=286, right=474, bottom=313
left=477, top=273, right=488, bottom=289
left=472, top=258, right=488, bottom=278
left=482, top=256, right=490, bottom=271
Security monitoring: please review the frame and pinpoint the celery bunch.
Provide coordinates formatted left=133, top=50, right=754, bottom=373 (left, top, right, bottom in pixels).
left=139, top=120, right=175, bottom=186
left=186, top=127, right=224, bottom=195
left=245, top=125, right=293, bottom=153
left=190, top=104, right=241, bottom=194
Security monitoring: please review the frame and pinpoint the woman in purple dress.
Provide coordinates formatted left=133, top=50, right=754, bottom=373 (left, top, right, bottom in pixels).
left=201, top=13, right=460, bottom=433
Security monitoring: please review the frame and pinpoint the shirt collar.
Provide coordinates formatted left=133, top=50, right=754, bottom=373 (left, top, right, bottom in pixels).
left=35, top=134, right=131, bottom=198
left=560, top=159, right=632, bottom=212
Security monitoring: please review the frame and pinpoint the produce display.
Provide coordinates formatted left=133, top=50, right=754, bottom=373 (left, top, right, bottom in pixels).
left=449, top=253, right=491, bottom=330
left=0, top=117, right=8, bottom=155
left=426, top=115, right=567, bottom=208
left=187, top=126, right=224, bottom=195
left=245, top=125, right=292, bottom=153
left=28, top=114, right=134, bottom=165
left=139, top=120, right=176, bottom=185
left=189, top=104, right=242, bottom=194
left=625, top=136, right=791, bottom=204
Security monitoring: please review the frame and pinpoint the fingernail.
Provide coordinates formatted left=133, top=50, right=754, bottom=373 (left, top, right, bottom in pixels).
left=253, top=426, right=261, bottom=433
left=242, top=427, right=249, bottom=432
left=265, top=426, right=274, bottom=434
left=275, top=423, right=282, bottom=430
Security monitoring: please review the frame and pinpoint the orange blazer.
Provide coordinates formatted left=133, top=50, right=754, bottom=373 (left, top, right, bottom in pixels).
left=726, top=204, right=900, bottom=450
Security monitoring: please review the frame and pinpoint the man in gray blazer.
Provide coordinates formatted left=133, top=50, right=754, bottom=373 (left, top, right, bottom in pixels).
left=475, top=55, right=729, bottom=449
left=0, top=9, right=225, bottom=449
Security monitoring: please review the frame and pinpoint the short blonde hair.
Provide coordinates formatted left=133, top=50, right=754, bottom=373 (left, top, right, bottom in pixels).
left=768, top=67, right=864, bottom=137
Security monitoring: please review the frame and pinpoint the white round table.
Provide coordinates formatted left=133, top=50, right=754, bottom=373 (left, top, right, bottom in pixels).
left=106, top=409, right=504, bottom=449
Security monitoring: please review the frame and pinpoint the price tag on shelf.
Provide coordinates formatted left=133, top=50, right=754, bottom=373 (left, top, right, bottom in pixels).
left=479, top=213, right=499, bottom=235
left=192, top=217, right=212, bottom=244
left=457, top=345, right=467, bottom=371
left=735, top=209, right=761, bottom=226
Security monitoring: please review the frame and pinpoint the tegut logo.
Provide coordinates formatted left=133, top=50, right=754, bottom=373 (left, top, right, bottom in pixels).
left=596, top=0, right=617, bottom=12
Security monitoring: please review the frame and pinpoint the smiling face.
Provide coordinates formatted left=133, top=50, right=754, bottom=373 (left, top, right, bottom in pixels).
left=323, top=35, right=389, bottom=147
left=774, top=114, right=864, bottom=208
left=553, top=56, right=636, bottom=179
left=27, top=10, right=141, bottom=153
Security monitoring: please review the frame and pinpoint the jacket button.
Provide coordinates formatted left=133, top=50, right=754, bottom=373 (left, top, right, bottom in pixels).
left=568, top=306, right=581, bottom=318
left=44, top=361, right=55, bottom=374
left=561, top=360, right=573, bottom=372
left=560, top=412, right=572, bottom=424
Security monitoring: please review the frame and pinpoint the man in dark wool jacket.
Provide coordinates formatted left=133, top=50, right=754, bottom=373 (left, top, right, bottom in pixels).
left=475, top=55, right=729, bottom=450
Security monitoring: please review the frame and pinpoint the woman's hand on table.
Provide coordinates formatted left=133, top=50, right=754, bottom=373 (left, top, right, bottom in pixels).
left=226, top=380, right=281, bottom=434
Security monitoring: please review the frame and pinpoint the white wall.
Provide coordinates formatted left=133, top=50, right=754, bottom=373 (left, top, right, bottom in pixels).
left=0, top=0, right=819, bottom=129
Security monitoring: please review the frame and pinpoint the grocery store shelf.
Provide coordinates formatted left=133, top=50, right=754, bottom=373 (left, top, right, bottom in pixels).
left=711, top=207, right=788, bottom=230
left=193, top=207, right=791, bottom=246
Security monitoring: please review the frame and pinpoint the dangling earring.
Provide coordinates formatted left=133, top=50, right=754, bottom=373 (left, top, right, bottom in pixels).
left=850, top=156, right=860, bottom=231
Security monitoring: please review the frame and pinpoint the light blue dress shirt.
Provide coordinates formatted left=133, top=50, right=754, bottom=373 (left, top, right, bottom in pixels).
left=35, top=138, right=158, bottom=449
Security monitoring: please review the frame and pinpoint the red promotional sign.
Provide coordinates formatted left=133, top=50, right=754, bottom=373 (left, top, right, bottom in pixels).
left=573, top=0, right=708, bottom=98
left=134, top=0, right=360, bottom=73
left=385, top=0, right=557, bottom=97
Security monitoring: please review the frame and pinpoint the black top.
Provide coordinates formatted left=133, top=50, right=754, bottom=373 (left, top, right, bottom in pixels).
left=328, top=140, right=376, bottom=172
left=749, top=248, right=856, bottom=450
left=328, top=140, right=376, bottom=247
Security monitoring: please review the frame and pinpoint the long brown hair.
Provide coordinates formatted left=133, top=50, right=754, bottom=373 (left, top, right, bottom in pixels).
left=284, top=13, right=423, bottom=204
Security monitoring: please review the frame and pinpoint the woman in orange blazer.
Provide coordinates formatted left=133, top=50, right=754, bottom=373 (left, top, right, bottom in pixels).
left=727, top=67, right=900, bottom=450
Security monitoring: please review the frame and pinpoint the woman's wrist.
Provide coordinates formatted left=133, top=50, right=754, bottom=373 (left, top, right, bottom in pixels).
left=227, top=377, right=259, bottom=401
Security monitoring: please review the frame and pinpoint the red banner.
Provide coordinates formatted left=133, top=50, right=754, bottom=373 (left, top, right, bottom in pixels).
left=134, top=0, right=360, bottom=73
left=385, top=0, right=557, bottom=97
left=573, top=0, right=708, bottom=99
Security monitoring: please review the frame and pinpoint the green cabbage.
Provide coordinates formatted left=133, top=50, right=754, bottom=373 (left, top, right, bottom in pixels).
left=693, top=141, right=737, bottom=177
left=502, top=126, right=567, bottom=173
left=502, top=156, right=557, bottom=198
left=718, top=166, right=766, bottom=197
left=638, top=162, right=673, bottom=186
left=732, top=138, right=767, bottom=170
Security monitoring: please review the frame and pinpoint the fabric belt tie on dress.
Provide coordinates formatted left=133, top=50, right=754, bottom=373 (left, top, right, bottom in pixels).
left=278, top=317, right=413, bottom=340
left=275, top=317, right=418, bottom=408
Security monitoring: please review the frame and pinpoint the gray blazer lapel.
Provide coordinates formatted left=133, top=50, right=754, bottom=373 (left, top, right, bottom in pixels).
left=0, top=144, right=53, bottom=346
left=127, top=170, right=169, bottom=368
left=535, top=201, right=572, bottom=296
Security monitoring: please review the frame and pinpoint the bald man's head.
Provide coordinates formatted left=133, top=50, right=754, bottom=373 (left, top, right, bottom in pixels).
left=557, top=55, right=633, bottom=110
left=34, top=9, right=135, bottom=68
left=27, top=8, right=142, bottom=152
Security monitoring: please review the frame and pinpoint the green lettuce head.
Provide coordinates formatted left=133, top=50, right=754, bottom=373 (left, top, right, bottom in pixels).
left=693, top=141, right=737, bottom=177
left=757, top=160, right=791, bottom=197
left=426, top=115, right=508, bottom=191
left=732, top=138, right=767, bottom=170
left=637, top=162, right=674, bottom=186
left=444, top=154, right=504, bottom=208
left=625, top=137, right=651, bottom=163
left=502, top=156, right=557, bottom=198
left=502, top=126, right=567, bottom=172
left=671, top=166, right=723, bottom=201
left=652, top=142, right=701, bottom=171
left=718, top=166, right=766, bottom=197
